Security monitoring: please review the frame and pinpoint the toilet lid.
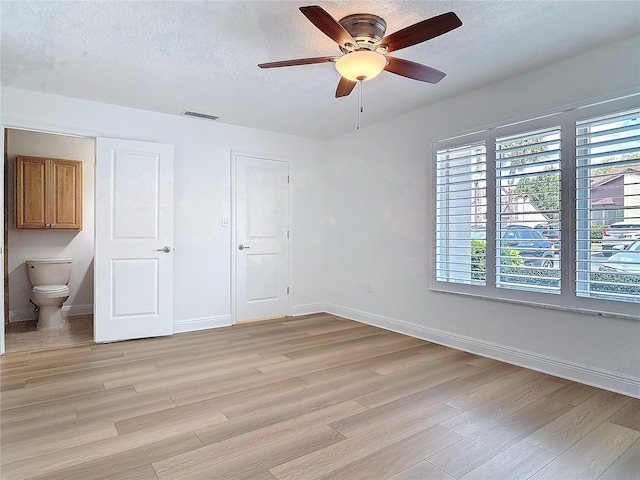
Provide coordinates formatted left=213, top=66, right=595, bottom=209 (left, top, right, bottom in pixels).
left=31, top=285, right=69, bottom=295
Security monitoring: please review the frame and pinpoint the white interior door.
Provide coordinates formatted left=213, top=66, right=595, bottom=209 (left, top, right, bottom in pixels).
left=235, top=154, right=289, bottom=322
left=95, top=138, right=174, bottom=343
left=0, top=127, right=5, bottom=355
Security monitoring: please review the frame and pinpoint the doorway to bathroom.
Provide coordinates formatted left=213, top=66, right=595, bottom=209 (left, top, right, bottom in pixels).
left=3, top=128, right=96, bottom=352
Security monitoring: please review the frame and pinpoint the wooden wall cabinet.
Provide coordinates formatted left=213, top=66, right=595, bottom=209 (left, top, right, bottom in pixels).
left=15, top=155, right=83, bottom=230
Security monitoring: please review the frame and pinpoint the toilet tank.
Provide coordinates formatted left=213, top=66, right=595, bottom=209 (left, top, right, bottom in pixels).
left=26, top=258, right=72, bottom=286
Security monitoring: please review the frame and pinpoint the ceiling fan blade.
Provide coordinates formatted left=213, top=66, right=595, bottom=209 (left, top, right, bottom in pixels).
left=375, top=12, right=462, bottom=53
left=300, top=6, right=357, bottom=49
left=384, top=57, right=446, bottom=83
left=259, top=56, right=338, bottom=68
left=336, top=77, right=357, bottom=98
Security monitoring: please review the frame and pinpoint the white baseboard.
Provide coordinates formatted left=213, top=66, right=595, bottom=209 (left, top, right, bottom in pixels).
left=324, top=303, right=640, bottom=399
left=291, top=303, right=326, bottom=317
left=173, top=315, right=232, bottom=334
left=9, top=310, right=37, bottom=322
left=63, top=304, right=94, bottom=317
left=9, top=304, right=93, bottom=322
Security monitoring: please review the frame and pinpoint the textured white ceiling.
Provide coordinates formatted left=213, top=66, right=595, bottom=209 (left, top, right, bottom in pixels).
left=1, top=1, right=639, bottom=139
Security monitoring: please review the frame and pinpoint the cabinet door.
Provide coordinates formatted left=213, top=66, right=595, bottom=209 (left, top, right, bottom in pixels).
left=15, top=155, right=83, bottom=230
left=16, top=156, right=48, bottom=229
left=51, top=159, right=83, bottom=229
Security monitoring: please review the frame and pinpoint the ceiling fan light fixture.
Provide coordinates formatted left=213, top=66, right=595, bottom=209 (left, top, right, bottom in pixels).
left=335, top=50, right=387, bottom=82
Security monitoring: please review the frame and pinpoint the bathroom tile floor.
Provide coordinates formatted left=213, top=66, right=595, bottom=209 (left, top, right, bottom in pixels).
left=3, top=314, right=93, bottom=353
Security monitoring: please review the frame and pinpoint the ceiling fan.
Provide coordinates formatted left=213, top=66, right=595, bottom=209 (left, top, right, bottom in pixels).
left=258, top=5, right=462, bottom=98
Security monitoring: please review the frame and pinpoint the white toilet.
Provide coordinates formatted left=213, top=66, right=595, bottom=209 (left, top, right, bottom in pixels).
left=26, top=258, right=72, bottom=331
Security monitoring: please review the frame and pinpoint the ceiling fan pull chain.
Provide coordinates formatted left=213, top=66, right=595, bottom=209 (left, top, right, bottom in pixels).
left=357, top=78, right=363, bottom=130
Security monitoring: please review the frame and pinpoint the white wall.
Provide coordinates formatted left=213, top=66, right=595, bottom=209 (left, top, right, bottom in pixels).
left=6, top=129, right=95, bottom=321
left=1, top=36, right=638, bottom=396
left=322, top=36, right=640, bottom=397
left=1, top=89, right=326, bottom=331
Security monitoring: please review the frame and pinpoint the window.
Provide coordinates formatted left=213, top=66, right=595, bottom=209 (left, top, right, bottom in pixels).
left=495, top=125, right=561, bottom=294
left=433, top=96, right=640, bottom=318
left=435, top=138, right=487, bottom=286
left=576, top=107, right=640, bottom=304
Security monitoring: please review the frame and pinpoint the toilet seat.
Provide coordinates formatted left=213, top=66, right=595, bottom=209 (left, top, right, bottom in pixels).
left=31, top=285, right=70, bottom=295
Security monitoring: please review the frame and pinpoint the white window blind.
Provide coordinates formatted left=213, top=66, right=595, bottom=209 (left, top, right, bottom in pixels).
left=435, top=141, right=487, bottom=285
left=576, top=108, right=640, bottom=303
left=495, top=126, right=562, bottom=293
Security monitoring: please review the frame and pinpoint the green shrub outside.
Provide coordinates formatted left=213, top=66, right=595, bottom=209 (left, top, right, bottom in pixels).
left=500, top=265, right=560, bottom=287
left=469, top=239, right=638, bottom=297
left=591, top=224, right=609, bottom=240
left=589, top=272, right=640, bottom=297
left=471, top=240, right=523, bottom=281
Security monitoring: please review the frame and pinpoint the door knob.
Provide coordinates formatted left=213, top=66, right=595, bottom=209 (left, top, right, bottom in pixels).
left=238, top=244, right=250, bottom=250
left=157, top=246, right=172, bottom=253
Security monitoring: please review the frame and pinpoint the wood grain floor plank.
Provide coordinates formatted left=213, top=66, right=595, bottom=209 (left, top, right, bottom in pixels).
left=598, top=437, right=640, bottom=480
left=114, top=366, right=266, bottom=400
left=295, top=363, right=383, bottom=387
left=329, top=378, right=472, bottom=438
left=114, top=400, right=229, bottom=436
left=443, top=368, right=545, bottom=411
left=606, top=397, right=640, bottom=431
left=441, top=377, right=565, bottom=436
left=364, top=349, right=475, bottom=390
left=153, top=401, right=367, bottom=480
left=325, top=338, right=443, bottom=368
left=458, top=440, right=555, bottom=480
left=284, top=325, right=375, bottom=346
left=544, top=381, right=600, bottom=406
left=428, top=396, right=573, bottom=478
left=118, top=354, right=280, bottom=392
left=269, top=403, right=461, bottom=480
left=1, top=427, right=202, bottom=479
left=458, top=362, right=522, bottom=385
left=388, top=461, right=455, bottom=480
left=0, top=378, right=106, bottom=410
left=318, top=424, right=462, bottom=480
left=1, top=422, right=119, bottom=465
left=178, top=426, right=345, bottom=480
left=465, top=356, right=504, bottom=368
left=357, top=359, right=479, bottom=409
left=524, top=389, right=632, bottom=455
left=255, top=356, right=332, bottom=376
left=29, top=432, right=201, bottom=480
left=219, top=374, right=377, bottom=420
left=366, top=343, right=446, bottom=375
left=392, top=461, right=457, bottom=480
left=529, top=421, right=640, bottom=480
left=171, top=376, right=307, bottom=407
left=0, top=407, right=78, bottom=437
left=281, top=333, right=388, bottom=359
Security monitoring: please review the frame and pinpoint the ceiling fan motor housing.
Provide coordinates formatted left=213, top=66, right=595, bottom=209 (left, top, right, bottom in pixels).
left=338, top=14, right=387, bottom=52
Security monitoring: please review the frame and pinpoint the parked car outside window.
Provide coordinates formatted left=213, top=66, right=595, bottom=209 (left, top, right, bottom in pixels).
left=602, top=221, right=640, bottom=256
left=599, top=250, right=640, bottom=274
left=500, top=225, right=556, bottom=268
left=535, top=222, right=560, bottom=240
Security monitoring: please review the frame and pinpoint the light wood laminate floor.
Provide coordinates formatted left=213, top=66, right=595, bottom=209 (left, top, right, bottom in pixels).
left=1, top=313, right=638, bottom=480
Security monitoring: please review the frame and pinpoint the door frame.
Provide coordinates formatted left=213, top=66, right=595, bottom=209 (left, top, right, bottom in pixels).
left=1, top=120, right=99, bottom=355
left=230, top=151, right=292, bottom=325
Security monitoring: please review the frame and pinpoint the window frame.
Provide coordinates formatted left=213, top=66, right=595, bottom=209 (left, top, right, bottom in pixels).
left=430, top=95, right=640, bottom=320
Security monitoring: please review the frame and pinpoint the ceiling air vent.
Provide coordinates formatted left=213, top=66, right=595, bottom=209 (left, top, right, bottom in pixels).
left=182, top=110, right=219, bottom=121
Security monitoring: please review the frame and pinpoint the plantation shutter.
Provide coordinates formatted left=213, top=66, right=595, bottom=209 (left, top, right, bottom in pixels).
left=495, top=126, right=562, bottom=293
left=576, top=108, right=640, bottom=301
left=435, top=141, right=487, bottom=286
